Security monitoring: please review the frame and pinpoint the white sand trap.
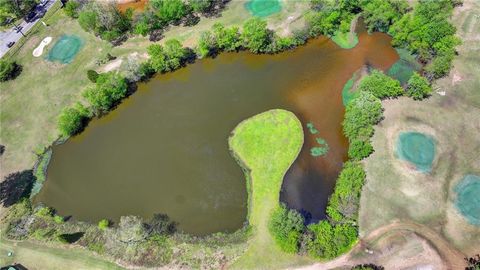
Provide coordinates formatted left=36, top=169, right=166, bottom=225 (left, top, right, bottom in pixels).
left=33, top=37, right=52, bottom=57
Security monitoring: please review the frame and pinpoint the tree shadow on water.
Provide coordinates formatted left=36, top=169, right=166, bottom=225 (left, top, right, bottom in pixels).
left=0, top=170, right=36, bottom=207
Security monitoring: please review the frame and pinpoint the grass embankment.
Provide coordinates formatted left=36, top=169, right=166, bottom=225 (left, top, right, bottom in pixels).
left=360, top=0, right=480, bottom=257
left=228, top=109, right=311, bottom=269
left=0, top=235, right=123, bottom=270
left=331, top=15, right=359, bottom=49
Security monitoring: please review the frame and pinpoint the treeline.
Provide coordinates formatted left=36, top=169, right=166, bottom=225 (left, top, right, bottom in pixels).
left=4, top=200, right=246, bottom=268
left=64, top=0, right=227, bottom=43
left=0, top=0, right=37, bottom=26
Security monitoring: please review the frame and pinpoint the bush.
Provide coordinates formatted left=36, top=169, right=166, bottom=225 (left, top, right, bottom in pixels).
left=269, top=204, right=304, bottom=253
left=361, top=0, right=407, bottom=33
left=241, top=18, right=271, bottom=53
left=64, top=1, right=80, bottom=18
left=0, top=60, right=20, bottom=82
left=357, top=70, right=404, bottom=99
left=197, top=30, right=217, bottom=58
left=151, top=0, right=188, bottom=24
left=306, top=221, right=357, bottom=259
left=98, top=219, right=110, bottom=230
left=147, top=213, right=176, bottom=235
left=35, top=206, right=54, bottom=218
left=57, top=102, right=91, bottom=137
left=406, top=72, right=432, bottom=100
left=83, top=72, right=128, bottom=114
left=87, top=69, right=99, bottom=83
left=53, top=215, right=64, bottom=224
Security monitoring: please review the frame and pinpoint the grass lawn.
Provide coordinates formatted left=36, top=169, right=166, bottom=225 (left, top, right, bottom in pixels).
left=359, top=0, right=480, bottom=256
left=228, top=109, right=312, bottom=269
left=0, top=236, right=123, bottom=270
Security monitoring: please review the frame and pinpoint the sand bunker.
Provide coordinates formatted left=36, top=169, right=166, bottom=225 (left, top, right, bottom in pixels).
left=454, top=175, right=480, bottom=226
left=33, top=37, right=52, bottom=57
left=245, top=0, right=282, bottom=17
left=396, top=132, right=436, bottom=172
left=46, top=35, right=83, bottom=64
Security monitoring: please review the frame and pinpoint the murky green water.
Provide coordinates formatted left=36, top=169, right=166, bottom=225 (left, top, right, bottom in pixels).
left=35, top=32, right=398, bottom=235
left=396, top=132, right=436, bottom=172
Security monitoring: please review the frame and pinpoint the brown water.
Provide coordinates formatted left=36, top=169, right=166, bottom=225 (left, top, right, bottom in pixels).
left=34, top=32, right=398, bottom=235
left=117, top=0, right=148, bottom=13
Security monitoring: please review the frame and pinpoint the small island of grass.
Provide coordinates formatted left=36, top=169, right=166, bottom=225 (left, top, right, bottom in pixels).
left=228, top=109, right=310, bottom=269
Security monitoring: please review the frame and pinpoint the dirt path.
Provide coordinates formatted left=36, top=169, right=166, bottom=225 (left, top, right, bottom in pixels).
left=295, top=221, right=466, bottom=270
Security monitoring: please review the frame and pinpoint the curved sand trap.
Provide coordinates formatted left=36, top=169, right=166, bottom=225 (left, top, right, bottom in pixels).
left=396, top=131, right=436, bottom=172
left=454, top=175, right=480, bottom=226
left=33, top=36, right=52, bottom=57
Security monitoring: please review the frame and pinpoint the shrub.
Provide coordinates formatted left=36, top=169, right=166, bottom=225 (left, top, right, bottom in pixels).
left=147, top=213, right=176, bottom=235
left=406, top=72, right=432, bottom=100
left=425, top=54, right=454, bottom=79
left=357, top=70, right=403, bottom=99
left=269, top=204, right=304, bottom=253
left=53, top=215, right=64, bottom=224
left=147, top=39, right=187, bottom=72
left=87, top=69, right=99, bottom=83
left=83, top=72, right=128, bottom=114
left=0, top=60, right=20, bottom=82
left=117, top=216, right=149, bottom=243
left=57, top=102, right=91, bottom=137
left=361, top=0, right=408, bottom=33
left=64, top=1, right=80, bottom=18
left=98, top=219, right=110, bottom=230
left=35, top=206, right=54, bottom=218
left=306, top=221, right=357, bottom=259
left=197, top=30, right=217, bottom=58
left=151, top=0, right=188, bottom=24
left=241, top=18, right=271, bottom=53
left=348, top=139, right=374, bottom=160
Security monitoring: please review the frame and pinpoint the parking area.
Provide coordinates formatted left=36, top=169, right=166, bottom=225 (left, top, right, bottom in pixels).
left=0, top=0, right=57, bottom=58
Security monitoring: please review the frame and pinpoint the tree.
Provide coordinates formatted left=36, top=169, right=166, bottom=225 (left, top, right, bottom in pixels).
left=147, top=39, right=187, bottom=72
left=361, top=0, right=407, bottom=33
left=64, top=0, right=79, bottom=18
left=305, top=9, right=341, bottom=37
left=212, top=23, right=240, bottom=52
left=150, top=0, right=188, bottom=24
left=197, top=30, right=217, bottom=57
left=87, top=69, right=99, bottom=83
left=147, top=213, right=177, bottom=235
left=406, top=72, right=432, bottom=100
left=269, top=204, right=304, bottom=253
left=117, top=216, right=148, bottom=243
left=241, top=18, right=271, bottom=53
left=0, top=170, right=35, bottom=207
left=83, top=72, right=128, bottom=114
left=307, top=221, right=357, bottom=259
left=342, top=91, right=382, bottom=140
left=78, top=9, right=97, bottom=33
left=57, top=102, right=91, bottom=136
left=348, top=139, right=374, bottom=160
left=0, top=59, right=20, bottom=82
left=189, top=0, right=213, bottom=13
left=357, top=70, right=403, bottom=99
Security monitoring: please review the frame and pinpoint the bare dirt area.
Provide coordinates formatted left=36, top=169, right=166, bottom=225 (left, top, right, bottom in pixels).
left=358, top=0, right=480, bottom=266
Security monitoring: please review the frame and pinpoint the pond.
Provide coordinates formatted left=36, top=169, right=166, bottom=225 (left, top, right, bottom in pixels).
left=34, top=30, right=398, bottom=235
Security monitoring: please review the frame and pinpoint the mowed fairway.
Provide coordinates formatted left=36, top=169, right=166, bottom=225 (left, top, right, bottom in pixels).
left=228, top=109, right=312, bottom=269
left=359, top=0, right=480, bottom=260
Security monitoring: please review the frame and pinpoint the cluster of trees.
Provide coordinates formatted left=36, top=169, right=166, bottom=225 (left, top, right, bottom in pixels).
left=57, top=71, right=127, bottom=136
left=0, top=0, right=37, bottom=25
left=147, top=39, right=190, bottom=72
left=268, top=204, right=304, bottom=253
left=66, top=0, right=222, bottom=42
left=0, top=59, right=21, bottom=82
left=388, top=0, right=461, bottom=79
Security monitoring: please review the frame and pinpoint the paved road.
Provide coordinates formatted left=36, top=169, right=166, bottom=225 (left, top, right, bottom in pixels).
left=0, top=0, right=57, bottom=58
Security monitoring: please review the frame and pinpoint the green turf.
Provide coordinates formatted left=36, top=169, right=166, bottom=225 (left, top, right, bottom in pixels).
left=331, top=30, right=359, bottom=49
left=46, top=35, right=83, bottom=64
left=396, top=132, right=436, bottom=172
left=245, top=0, right=282, bottom=17
left=228, top=109, right=311, bottom=269
left=454, top=175, right=480, bottom=226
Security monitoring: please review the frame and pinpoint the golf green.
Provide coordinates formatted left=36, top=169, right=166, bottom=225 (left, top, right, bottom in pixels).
left=46, top=35, right=83, bottom=64
left=245, top=0, right=282, bottom=17
left=396, top=132, right=436, bottom=172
